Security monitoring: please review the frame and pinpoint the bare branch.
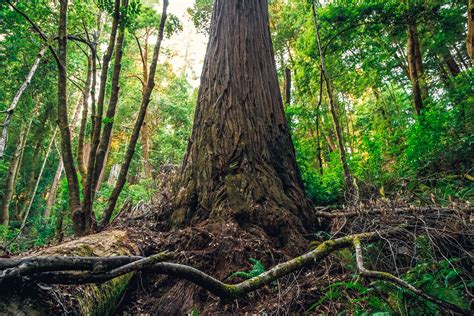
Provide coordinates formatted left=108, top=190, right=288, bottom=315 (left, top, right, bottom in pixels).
left=1, top=228, right=404, bottom=299
left=353, top=237, right=469, bottom=315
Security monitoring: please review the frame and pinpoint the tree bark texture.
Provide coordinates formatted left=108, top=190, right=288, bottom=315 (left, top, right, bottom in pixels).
left=0, top=230, right=139, bottom=315
left=172, top=0, right=316, bottom=246
left=57, top=0, right=84, bottom=235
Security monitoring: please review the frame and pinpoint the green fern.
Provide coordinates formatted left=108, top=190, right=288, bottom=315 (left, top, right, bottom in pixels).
left=230, top=258, right=266, bottom=280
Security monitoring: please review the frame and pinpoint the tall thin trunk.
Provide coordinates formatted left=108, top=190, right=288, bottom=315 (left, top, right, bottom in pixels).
left=101, top=0, right=169, bottom=228
left=284, top=67, right=291, bottom=106
left=95, top=136, right=111, bottom=192
left=93, top=0, right=129, bottom=193
left=468, top=0, right=474, bottom=61
left=21, top=106, right=52, bottom=208
left=44, top=160, right=63, bottom=221
left=77, top=55, right=93, bottom=183
left=82, top=0, right=121, bottom=230
left=15, top=128, right=58, bottom=239
left=435, top=54, right=452, bottom=88
left=44, top=88, right=87, bottom=221
left=9, top=105, right=39, bottom=223
left=0, top=125, right=28, bottom=226
left=443, top=51, right=461, bottom=76
left=315, top=114, right=324, bottom=174
left=406, top=22, right=427, bottom=115
left=311, top=1, right=355, bottom=199
left=20, top=95, right=83, bottom=221
left=141, top=35, right=152, bottom=178
left=57, top=0, right=83, bottom=235
left=0, top=46, right=47, bottom=158
left=322, top=127, right=336, bottom=153
left=134, top=32, right=152, bottom=178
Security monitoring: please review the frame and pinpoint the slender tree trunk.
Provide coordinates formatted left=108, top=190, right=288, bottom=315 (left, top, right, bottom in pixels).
left=322, top=127, right=336, bottom=153
left=2, top=103, right=38, bottom=226
left=82, top=0, right=121, bottom=231
left=95, top=135, right=111, bottom=192
left=284, top=67, right=292, bottom=106
left=1, top=127, right=27, bottom=226
left=21, top=106, right=52, bottom=209
left=311, top=2, right=355, bottom=199
left=93, top=0, right=129, bottom=193
left=78, top=55, right=93, bottom=183
left=0, top=46, right=47, bottom=158
left=44, top=160, right=63, bottom=221
left=468, top=0, right=474, bottom=61
left=140, top=39, right=153, bottom=178
left=315, top=114, right=324, bottom=174
left=443, top=51, right=461, bottom=76
left=406, top=22, right=427, bottom=115
left=57, top=0, right=84, bottom=235
left=101, top=0, right=169, bottom=228
left=43, top=89, right=87, bottom=220
left=170, top=0, right=316, bottom=245
left=15, top=128, right=58, bottom=240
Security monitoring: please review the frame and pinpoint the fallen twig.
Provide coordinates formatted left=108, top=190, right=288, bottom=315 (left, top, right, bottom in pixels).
left=353, top=237, right=470, bottom=315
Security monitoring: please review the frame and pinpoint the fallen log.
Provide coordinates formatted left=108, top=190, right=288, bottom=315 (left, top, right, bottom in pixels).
left=0, top=230, right=139, bottom=315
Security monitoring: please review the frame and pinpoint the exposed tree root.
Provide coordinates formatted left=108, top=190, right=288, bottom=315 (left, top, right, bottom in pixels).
left=1, top=225, right=469, bottom=315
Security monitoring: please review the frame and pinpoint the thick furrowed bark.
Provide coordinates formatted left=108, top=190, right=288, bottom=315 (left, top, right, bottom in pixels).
left=0, top=230, right=139, bottom=315
left=172, top=0, right=315, bottom=247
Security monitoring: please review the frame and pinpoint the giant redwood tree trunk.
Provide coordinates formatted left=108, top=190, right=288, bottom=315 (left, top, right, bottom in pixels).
left=172, top=0, right=316, bottom=247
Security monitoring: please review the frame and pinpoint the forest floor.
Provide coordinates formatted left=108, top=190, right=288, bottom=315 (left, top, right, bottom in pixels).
left=108, top=179, right=473, bottom=314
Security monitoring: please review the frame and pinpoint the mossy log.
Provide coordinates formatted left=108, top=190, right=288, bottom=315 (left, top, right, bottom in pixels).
left=0, top=230, right=138, bottom=315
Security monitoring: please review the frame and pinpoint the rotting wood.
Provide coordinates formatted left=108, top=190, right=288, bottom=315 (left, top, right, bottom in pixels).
left=0, top=230, right=139, bottom=315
